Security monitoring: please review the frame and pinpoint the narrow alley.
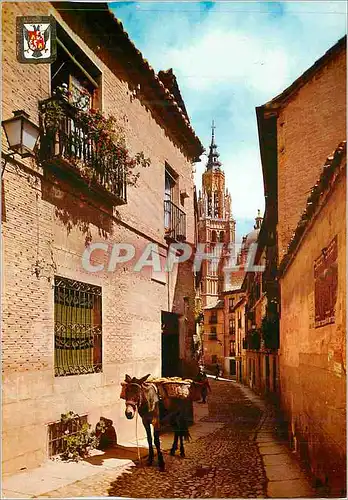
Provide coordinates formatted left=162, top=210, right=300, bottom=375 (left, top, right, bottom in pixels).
left=3, top=379, right=316, bottom=499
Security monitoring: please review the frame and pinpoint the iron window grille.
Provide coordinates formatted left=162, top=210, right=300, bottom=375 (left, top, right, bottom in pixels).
left=48, top=414, right=88, bottom=457
left=54, top=276, right=102, bottom=376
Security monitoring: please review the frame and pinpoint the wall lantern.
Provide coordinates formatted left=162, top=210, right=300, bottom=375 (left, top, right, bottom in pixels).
left=2, top=110, right=40, bottom=159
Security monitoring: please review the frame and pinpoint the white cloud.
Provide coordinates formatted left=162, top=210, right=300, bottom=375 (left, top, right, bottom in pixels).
left=160, top=30, right=290, bottom=96
left=112, top=1, right=346, bottom=224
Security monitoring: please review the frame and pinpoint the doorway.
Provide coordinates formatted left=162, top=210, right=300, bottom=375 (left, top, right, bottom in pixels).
left=161, top=311, right=180, bottom=377
left=229, top=359, right=236, bottom=376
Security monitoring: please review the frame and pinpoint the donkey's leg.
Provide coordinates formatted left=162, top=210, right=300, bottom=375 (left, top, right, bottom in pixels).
left=178, top=407, right=189, bottom=457
left=143, top=419, right=154, bottom=465
left=179, top=434, right=185, bottom=457
left=154, top=429, right=165, bottom=471
left=170, top=431, right=179, bottom=456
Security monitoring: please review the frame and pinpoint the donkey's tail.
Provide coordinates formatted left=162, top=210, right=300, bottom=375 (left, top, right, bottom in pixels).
left=183, top=428, right=191, bottom=442
left=179, top=417, right=191, bottom=441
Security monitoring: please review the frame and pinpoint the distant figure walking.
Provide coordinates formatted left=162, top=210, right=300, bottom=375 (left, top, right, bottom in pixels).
left=195, top=367, right=211, bottom=403
left=215, top=363, right=220, bottom=380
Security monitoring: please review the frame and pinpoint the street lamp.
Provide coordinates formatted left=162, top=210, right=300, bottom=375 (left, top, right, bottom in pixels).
left=2, top=110, right=40, bottom=159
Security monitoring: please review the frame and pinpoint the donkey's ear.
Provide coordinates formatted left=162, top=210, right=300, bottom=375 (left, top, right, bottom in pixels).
left=125, top=374, right=132, bottom=383
left=139, top=373, right=150, bottom=384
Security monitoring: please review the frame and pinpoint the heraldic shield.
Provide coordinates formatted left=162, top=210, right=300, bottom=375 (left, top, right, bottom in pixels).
left=16, top=16, right=57, bottom=64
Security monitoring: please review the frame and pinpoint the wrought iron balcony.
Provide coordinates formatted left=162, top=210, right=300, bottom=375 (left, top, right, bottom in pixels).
left=244, top=330, right=261, bottom=350
left=38, top=96, right=127, bottom=204
left=164, top=199, right=186, bottom=242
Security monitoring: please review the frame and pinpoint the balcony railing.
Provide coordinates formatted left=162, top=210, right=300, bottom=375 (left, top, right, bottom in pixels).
left=164, top=200, right=186, bottom=242
left=39, top=96, right=127, bottom=204
left=243, top=330, right=261, bottom=350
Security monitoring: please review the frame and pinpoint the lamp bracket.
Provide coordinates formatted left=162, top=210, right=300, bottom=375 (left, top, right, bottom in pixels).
left=1, top=152, right=15, bottom=177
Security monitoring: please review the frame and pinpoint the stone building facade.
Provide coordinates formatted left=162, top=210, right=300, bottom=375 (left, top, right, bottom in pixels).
left=2, top=2, right=203, bottom=474
left=256, top=36, right=346, bottom=495
left=222, top=289, right=245, bottom=377
left=197, top=124, right=235, bottom=308
left=202, top=300, right=224, bottom=371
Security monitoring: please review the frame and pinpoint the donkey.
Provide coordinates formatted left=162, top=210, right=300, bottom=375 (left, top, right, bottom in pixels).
left=123, top=374, right=191, bottom=471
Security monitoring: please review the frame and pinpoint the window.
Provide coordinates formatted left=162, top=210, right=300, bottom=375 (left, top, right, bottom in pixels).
left=229, top=297, right=234, bottom=312
left=214, top=193, right=219, bottom=218
left=229, top=318, right=235, bottom=335
left=164, top=167, right=176, bottom=229
left=54, top=276, right=102, bottom=376
left=48, top=414, right=88, bottom=457
left=207, top=195, right=212, bottom=216
left=209, top=326, right=217, bottom=340
left=230, top=341, right=235, bottom=357
left=212, top=354, right=218, bottom=364
left=219, top=231, right=225, bottom=243
left=164, top=165, right=185, bottom=241
left=210, top=313, right=218, bottom=324
left=314, top=236, right=338, bottom=328
left=51, top=24, right=102, bottom=109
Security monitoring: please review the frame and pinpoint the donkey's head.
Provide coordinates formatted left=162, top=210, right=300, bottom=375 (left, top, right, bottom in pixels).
left=124, top=374, right=150, bottom=420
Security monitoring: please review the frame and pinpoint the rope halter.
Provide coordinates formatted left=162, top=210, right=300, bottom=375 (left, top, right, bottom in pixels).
left=125, top=382, right=143, bottom=409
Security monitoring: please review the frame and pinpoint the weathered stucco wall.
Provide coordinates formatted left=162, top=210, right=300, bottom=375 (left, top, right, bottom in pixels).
left=279, top=169, right=346, bottom=495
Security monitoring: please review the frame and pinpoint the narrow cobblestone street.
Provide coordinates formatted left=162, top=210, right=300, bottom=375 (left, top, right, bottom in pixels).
left=40, top=379, right=268, bottom=498
left=2, top=378, right=317, bottom=499
left=108, top=379, right=266, bottom=498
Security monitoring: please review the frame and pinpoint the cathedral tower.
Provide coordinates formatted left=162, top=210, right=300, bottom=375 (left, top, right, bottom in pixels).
left=198, top=122, right=236, bottom=307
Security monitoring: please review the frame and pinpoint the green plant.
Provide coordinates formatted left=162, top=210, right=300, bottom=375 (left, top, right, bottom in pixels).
left=194, top=297, right=204, bottom=324
left=40, top=89, right=151, bottom=188
left=77, top=107, right=150, bottom=187
left=261, top=316, right=279, bottom=349
left=59, top=411, right=98, bottom=461
left=42, top=99, right=66, bottom=131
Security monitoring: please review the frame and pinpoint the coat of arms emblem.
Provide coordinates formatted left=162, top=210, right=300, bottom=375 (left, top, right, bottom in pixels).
left=17, top=16, right=56, bottom=63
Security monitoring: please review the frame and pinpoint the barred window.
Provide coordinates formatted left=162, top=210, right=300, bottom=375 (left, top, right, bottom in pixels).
left=48, top=414, right=88, bottom=457
left=54, top=276, right=102, bottom=376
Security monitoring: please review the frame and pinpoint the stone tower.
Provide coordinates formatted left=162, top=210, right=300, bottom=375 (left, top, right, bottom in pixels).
left=198, top=122, right=236, bottom=307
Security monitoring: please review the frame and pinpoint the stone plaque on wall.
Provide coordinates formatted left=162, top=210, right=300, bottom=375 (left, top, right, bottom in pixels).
left=314, top=235, right=338, bottom=328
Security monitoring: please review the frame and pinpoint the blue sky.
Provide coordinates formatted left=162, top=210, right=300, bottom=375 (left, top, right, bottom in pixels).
left=110, top=1, right=346, bottom=240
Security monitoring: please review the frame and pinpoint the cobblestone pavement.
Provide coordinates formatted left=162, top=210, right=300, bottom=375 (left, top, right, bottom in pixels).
left=40, top=379, right=267, bottom=498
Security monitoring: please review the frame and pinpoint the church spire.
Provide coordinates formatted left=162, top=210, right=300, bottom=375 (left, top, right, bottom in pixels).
left=206, top=120, right=222, bottom=171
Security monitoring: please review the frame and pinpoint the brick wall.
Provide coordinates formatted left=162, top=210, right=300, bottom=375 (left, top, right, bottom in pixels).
left=2, top=2, right=198, bottom=473
left=279, top=169, right=346, bottom=495
left=277, top=45, right=346, bottom=259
